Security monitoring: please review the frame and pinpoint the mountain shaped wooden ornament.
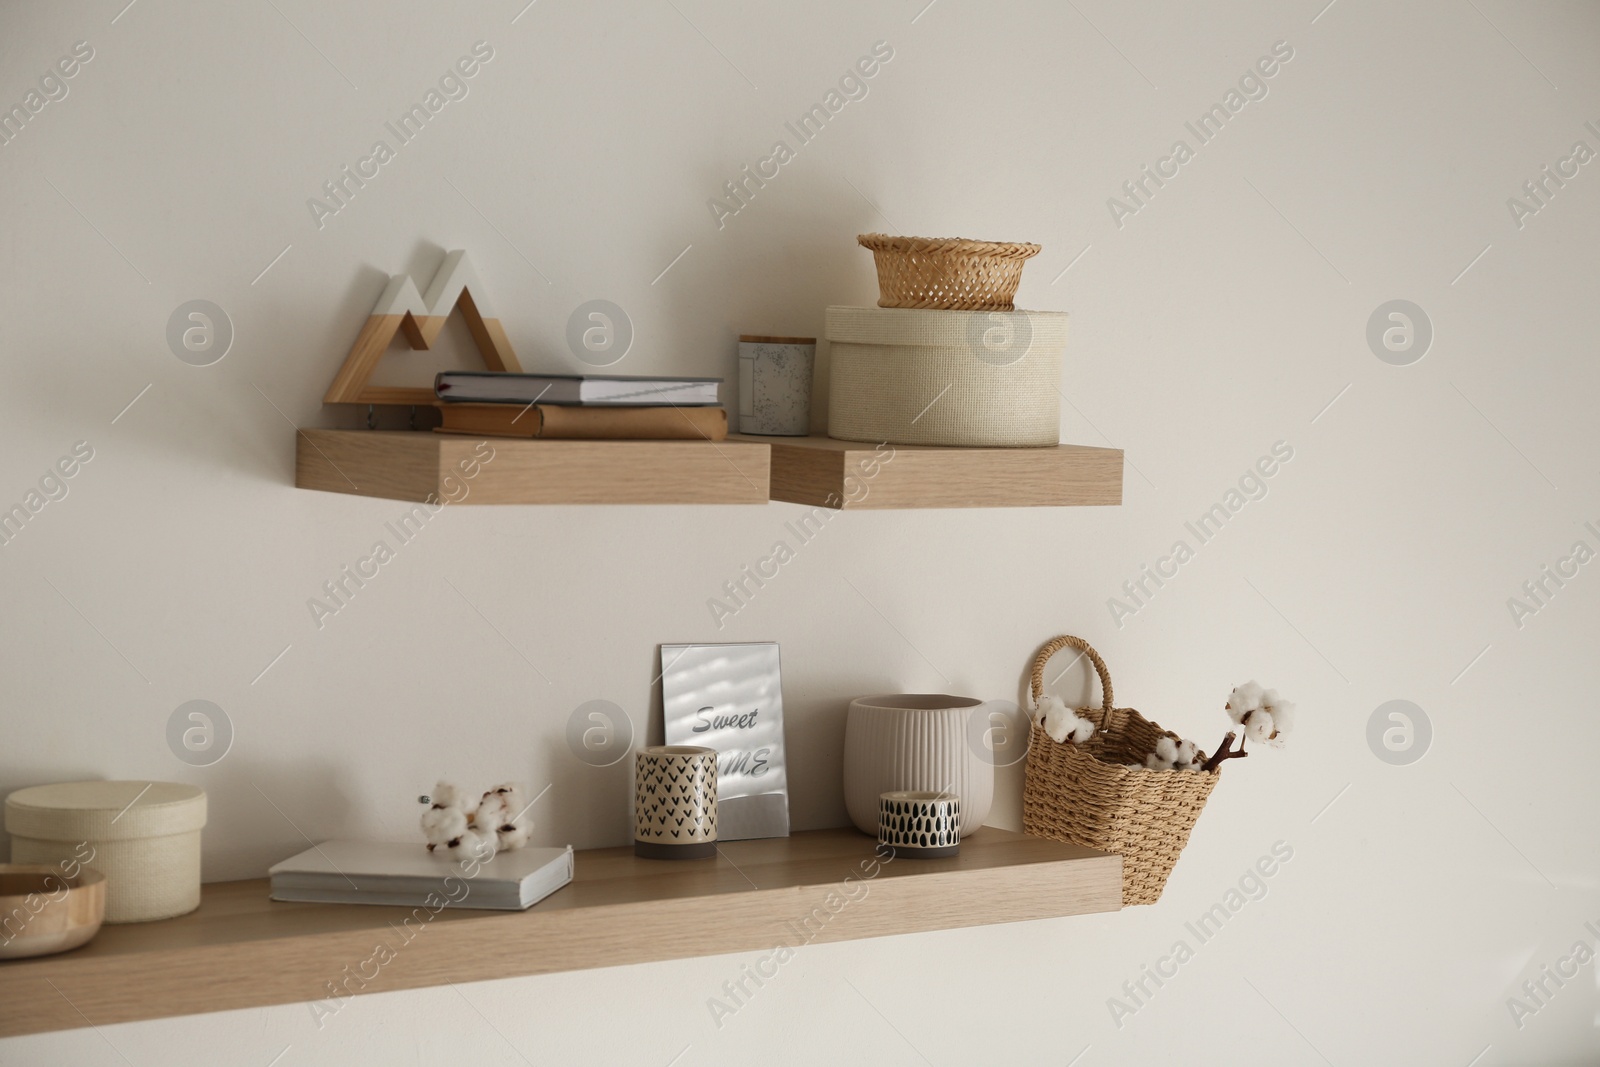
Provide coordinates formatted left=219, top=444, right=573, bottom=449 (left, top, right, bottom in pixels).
left=323, top=250, right=522, bottom=407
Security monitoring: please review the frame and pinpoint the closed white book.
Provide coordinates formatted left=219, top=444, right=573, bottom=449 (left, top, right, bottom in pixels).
left=436, top=371, right=721, bottom=407
left=268, top=840, right=573, bottom=911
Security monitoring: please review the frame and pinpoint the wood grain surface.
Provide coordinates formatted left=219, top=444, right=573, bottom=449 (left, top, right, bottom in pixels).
left=295, top=430, right=771, bottom=505
left=733, top=434, right=1125, bottom=509
left=0, top=828, right=1119, bottom=1037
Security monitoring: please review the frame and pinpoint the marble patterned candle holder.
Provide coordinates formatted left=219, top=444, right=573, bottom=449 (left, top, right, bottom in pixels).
left=737, top=335, right=815, bottom=436
left=878, top=791, right=961, bottom=859
left=634, top=746, right=718, bottom=859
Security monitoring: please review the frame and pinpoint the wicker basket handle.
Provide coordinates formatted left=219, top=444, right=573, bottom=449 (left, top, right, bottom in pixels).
left=1029, top=635, right=1114, bottom=712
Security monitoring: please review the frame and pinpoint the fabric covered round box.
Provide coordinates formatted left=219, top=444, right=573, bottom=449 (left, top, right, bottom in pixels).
left=5, top=781, right=206, bottom=923
left=825, top=305, right=1068, bottom=447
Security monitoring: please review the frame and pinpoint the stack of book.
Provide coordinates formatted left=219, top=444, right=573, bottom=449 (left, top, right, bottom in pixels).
left=268, top=840, right=574, bottom=911
left=434, top=371, right=726, bottom=441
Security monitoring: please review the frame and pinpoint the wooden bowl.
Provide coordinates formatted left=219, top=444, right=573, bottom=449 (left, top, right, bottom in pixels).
left=0, top=864, right=106, bottom=960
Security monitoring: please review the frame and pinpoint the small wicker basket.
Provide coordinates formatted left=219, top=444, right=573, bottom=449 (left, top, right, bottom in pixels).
left=1021, top=635, right=1218, bottom=906
left=857, top=234, right=1042, bottom=311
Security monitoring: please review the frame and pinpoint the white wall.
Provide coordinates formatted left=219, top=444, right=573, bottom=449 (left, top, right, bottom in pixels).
left=3, top=0, right=1599, bottom=1063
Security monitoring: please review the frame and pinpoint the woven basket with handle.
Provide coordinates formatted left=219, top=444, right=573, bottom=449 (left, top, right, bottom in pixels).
left=857, top=233, right=1041, bottom=311
left=1021, top=635, right=1218, bottom=906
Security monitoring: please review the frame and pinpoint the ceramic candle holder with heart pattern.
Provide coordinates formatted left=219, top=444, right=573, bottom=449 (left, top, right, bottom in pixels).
left=634, top=746, right=718, bottom=859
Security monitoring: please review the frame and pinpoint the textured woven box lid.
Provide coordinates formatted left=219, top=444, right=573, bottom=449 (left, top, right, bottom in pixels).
left=825, top=305, right=1069, bottom=347
left=5, top=781, right=207, bottom=841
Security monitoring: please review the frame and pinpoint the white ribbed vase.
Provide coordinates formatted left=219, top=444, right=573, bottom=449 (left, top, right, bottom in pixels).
left=843, top=695, right=993, bottom=838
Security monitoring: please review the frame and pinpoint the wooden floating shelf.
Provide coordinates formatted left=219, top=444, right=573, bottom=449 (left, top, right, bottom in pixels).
left=293, top=430, right=1123, bottom=508
left=0, top=828, right=1119, bottom=1037
left=295, top=429, right=771, bottom=505
left=737, top=434, right=1124, bottom=509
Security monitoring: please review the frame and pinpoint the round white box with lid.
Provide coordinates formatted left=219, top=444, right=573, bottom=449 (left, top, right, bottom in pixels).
left=5, top=781, right=206, bottom=923
left=825, top=305, right=1069, bottom=447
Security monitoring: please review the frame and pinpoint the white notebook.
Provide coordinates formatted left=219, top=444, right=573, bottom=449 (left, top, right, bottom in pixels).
left=268, top=840, right=574, bottom=911
left=435, top=371, right=721, bottom=407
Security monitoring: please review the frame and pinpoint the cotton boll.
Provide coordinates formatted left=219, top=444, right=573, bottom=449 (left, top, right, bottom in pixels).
left=421, top=781, right=473, bottom=850
left=1145, top=736, right=1191, bottom=771
left=496, top=821, right=532, bottom=850
left=1229, top=681, right=1265, bottom=722
left=488, top=783, right=534, bottom=851
left=1039, top=696, right=1096, bottom=745
left=1042, top=702, right=1075, bottom=743
left=475, top=783, right=524, bottom=831
left=421, top=804, right=466, bottom=839
left=429, top=781, right=471, bottom=813
left=1270, top=701, right=1295, bottom=735
left=499, top=783, right=531, bottom=820
left=475, top=791, right=509, bottom=829
left=448, top=825, right=496, bottom=864
left=1245, top=709, right=1276, bottom=744
left=421, top=804, right=467, bottom=850
left=1036, top=700, right=1075, bottom=742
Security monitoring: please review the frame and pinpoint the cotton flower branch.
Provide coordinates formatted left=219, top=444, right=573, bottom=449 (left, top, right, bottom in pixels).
left=1028, top=680, right=1294, bottom=777
left=1200, top=681, right=1294, bottom=774
left=419, top=780, right=534, bottom=861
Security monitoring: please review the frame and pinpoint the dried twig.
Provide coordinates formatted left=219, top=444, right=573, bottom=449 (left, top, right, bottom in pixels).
left=1200, top=731, right=1249, bottom=774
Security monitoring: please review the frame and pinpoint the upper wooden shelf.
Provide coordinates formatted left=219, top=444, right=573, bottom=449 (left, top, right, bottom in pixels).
left=0, top=828, right=1118, bottom=1037
left=739, top=434, right=1123, bottom=509
left=295, top=429, right=771, bottom=505
left=293, top=430, right=1122, bottom=508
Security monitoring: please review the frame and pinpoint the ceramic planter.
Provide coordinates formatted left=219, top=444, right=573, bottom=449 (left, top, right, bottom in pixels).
left=842, top=694, right=992, bottom=838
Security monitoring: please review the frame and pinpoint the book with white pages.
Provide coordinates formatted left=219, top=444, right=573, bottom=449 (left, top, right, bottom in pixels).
left=268, top=839, right=574, bottom=911
left=435, top=371, right=721, bottom=407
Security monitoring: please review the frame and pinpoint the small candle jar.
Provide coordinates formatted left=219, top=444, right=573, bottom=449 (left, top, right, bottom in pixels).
left=878, top=790, right=961, bottom=859
left=634, top=746, right=718, bottom=859
left=737, top=335, right=815, bottom=436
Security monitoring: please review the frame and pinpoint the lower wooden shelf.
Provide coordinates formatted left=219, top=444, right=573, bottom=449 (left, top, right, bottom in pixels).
left=735, top=434, right=1124, bottom=509
left=294, top=430, right=771, bottom=505
left=0, top=828, right=1119, bottom=1037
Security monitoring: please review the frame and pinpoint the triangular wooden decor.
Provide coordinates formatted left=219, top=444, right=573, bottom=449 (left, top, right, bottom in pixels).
left=324, top=250, right=523, bottom=406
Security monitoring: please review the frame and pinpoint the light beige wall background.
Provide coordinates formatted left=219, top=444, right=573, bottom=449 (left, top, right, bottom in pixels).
left=3, top=0, right=1598, bottom=1063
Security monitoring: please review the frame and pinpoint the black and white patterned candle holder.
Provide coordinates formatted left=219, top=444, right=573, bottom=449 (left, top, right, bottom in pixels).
left=634, top=746, right=718, bottom=859
left=877, top=790, right=961, bottom=859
